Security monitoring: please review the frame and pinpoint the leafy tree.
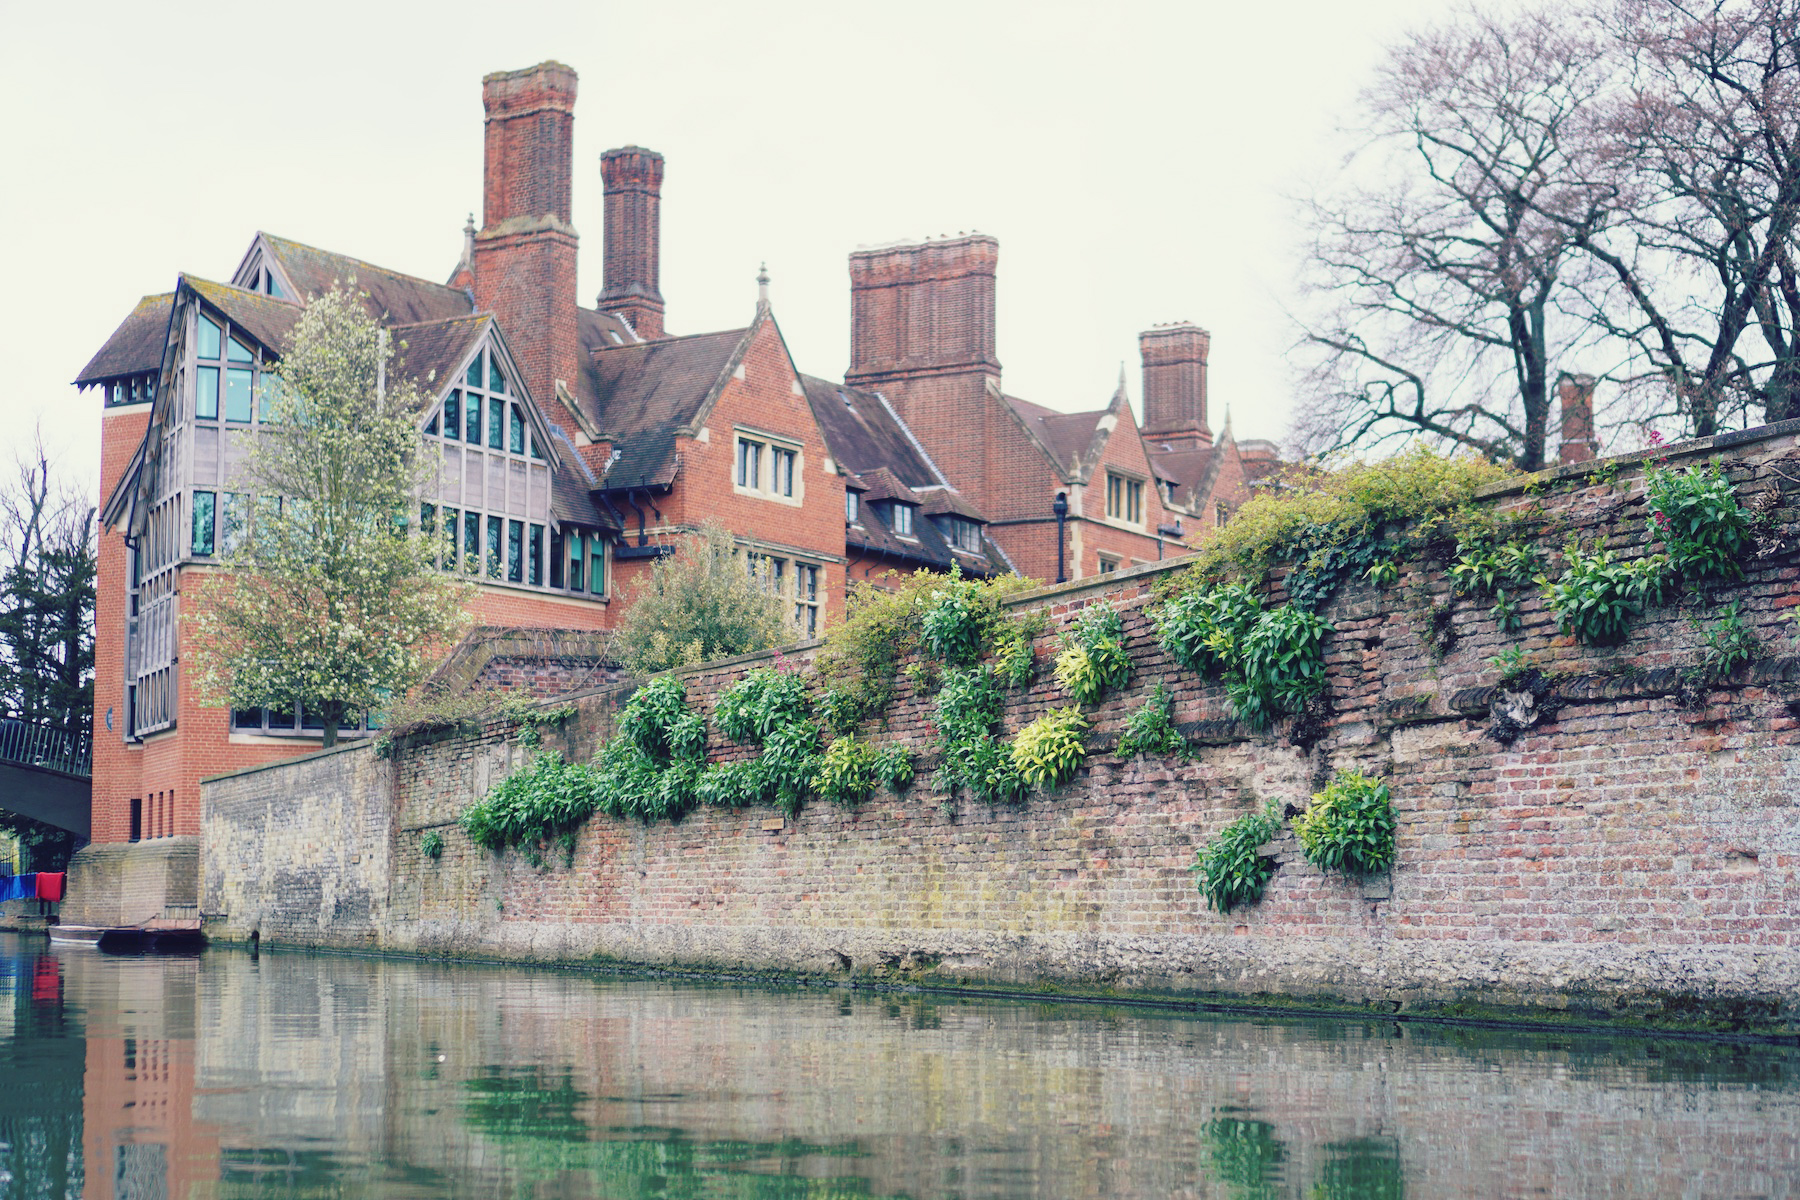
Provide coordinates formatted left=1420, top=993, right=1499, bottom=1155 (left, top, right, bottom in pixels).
left=610, top=522, right=789, bottom=674
left=190, top=287, right=473, bottom=747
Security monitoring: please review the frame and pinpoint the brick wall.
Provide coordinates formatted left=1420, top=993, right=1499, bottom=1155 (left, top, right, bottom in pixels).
left=201, top=425, right=1800, bottom=1026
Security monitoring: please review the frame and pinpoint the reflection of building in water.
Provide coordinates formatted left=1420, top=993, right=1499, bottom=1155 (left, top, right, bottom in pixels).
left=63, top=954, right=218, bottom=1200
left=0, top=942, right=85, bottom=1199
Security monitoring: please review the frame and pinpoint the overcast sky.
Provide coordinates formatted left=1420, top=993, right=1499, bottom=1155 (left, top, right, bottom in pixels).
left=1, top=0, right=1453, bottom=500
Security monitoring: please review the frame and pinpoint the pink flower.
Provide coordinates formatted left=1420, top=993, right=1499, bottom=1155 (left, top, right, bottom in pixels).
left=1648, top=429, right=1665, bottom=447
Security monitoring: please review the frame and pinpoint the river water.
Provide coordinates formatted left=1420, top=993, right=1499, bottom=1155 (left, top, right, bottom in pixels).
left=0, top=933, right=1795, bottom=1199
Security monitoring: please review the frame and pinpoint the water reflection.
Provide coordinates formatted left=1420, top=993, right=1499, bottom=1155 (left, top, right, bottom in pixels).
left=0, top=933, right=1796, bottom=1198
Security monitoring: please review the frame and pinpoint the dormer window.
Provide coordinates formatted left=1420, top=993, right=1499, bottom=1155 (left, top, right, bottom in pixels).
left=941, top=516, right=982, bottom=552
left=887, top=502, right=915, bottom=538
left=846, top=491, right=860, bottom=523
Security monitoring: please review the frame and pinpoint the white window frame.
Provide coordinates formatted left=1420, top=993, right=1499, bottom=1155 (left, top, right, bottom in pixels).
left=1105, top=471, right=1146, bottom=529
left=733, top=428, right=804, bottom=506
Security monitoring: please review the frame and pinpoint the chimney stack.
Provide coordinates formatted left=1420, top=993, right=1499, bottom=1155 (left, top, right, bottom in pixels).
left=597, top=146, right=666, bottom=339
left=1139, top=323, right=1211, bottom=449
left=1558, top=373, right=1598, bottom=466
left=470, top=62, right=581, bottom=426
left=845, top=233, right=1001, bottom=510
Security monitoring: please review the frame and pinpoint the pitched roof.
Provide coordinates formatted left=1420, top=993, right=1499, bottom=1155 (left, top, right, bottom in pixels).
left=584, top=326, right=751, bottom=489
left=1002, top=394, right=1114, bottom=480
left=261, top=233, right=474, bottom=325
left=75, top=293, right=175, bottom=385
left=800, top=376, right=943, bottom=490
left=545, top=425, right=623, bottom=534
left=391, top=315, right=490, bottom=393
left=186, top=276, right=304, bottom=355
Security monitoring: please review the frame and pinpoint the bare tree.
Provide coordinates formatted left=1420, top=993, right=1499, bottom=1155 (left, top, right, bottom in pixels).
left=1552, top=0, right=1800, bottom=431
left=1297, top=5, right=1609, bottom=471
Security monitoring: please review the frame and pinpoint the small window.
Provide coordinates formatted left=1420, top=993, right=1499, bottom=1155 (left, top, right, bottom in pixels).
left=191, top=491, right=215, bottom=556
left=772, top=447, right=796, bottom=497
left=487, top=399, right=504, bottom=450
left=488, top=357, right=506, bottom=393
left=568, top=531, right=584, bottom=592
left=794, top=563, right=821, bottom=637
left=444, top=392, right=460, bottom=440
left=589, top=542, right=605, bottom=595
left=737, top=438, right=762, bottom=489
left=425, top=408, right=439, bottom=436
left=1098, top=555, right=1119, bottom=575
left=222, top=493, right=249, bottom=554
left=441, top=507, right=460, bottom=571
left=196, top=314, right=222, bottom=360
left=465, top=394, right=481, bottom=444
left=225, top=367, right=254, bottom=422
left=944, top=517, right=982, bottom=552
left=510, top=405, right=525, bottom=455
left=463, top=511, right=480, bottom=573
left=528, top=523, right=544, bottom=586
left=889, top=503, right=914, bottom=537
left=1216, top=502, right=1229, bottom=528
left=465, top=354, right=483, bottom=388
left=507, top=520, right=523, bottom=583
left=846, top=491, right=860, bottom=523
left=227, top=336, right=254, bottom=364
left=487, top=516, right=503, bottom=578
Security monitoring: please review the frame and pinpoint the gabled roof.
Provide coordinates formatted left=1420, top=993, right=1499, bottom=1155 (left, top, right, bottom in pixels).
left=391, top=314, right=491, bottom=393
left=545, top=425, right=623, bottom=535
left=1003, top=394, right=1107, bottom=481
left=259, top=233, right=475, bottom=325
left=75, top=293, right=174, bottom=385
left=800, top=376, right=944, bottom=491
left=584, top=325, right=754, bottom=489
left=186, top=276, right=304, bottom=355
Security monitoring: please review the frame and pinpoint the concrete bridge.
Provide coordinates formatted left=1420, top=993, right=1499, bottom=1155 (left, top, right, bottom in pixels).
left=0, top=720, right=91, bottom=838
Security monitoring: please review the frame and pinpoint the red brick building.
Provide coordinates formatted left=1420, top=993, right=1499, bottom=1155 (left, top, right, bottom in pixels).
left=72, top=60, right=1259, bottom=900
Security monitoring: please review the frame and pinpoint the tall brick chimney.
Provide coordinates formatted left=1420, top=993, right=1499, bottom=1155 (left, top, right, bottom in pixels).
left=470, top=62, right=581, bottom=420
left=1139, top=323, right=1212, bottom=449
left=845, top=234, right=1001, bottom=508
left=596, top=146, right=666, bottom=339
left=1558, top=373, right=1598, bottom=465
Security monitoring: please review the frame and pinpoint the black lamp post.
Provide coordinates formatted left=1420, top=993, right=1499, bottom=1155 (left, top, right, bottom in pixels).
left=1052, top=491, right=1068, bottom=583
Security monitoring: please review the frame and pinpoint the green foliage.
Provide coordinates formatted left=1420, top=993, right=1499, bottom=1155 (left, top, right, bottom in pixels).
left=460, top=751, right=605, bottom=854
left=1201, top=1117, right=1287, bottom=1196
left=813, top=734, right=914, bottom=807
left=1171, top=446, right=1515, bottom=600
left=610, top=522, right=789, bottom=674
left=714, top=668, right=811, bottom=743
left=1053, top=603, right=1132, bottom=705
left=1541, top=541, right=1668, bottom=645
left=1694, top=601, right=1758, bottom=683
left=1155, top=583, right=1263, bottom=675
left=1646, top=462, right=1752, bottom=582
left=1192, top=802, right=1283, bottom=914
left=189, top=286, right=474, bottom=746
left=1486, top=644, right=1534, bottom=686
left=1365, top=557, right=1400, bottom=587
left=420, top=830, right=444, bottom=860
left=992, top=611, right=1045, bottom=689
left=616, top=675, right=706, bottom=761
left=585, top=676, right=708, bottom=824
left=920, top=570, right=989, bottom=664
left=1114, top=682, right=1189, bottom=759
left=1227, top=605, right=1332, bottom=730
left=812, top=573, right=934, bottom=733
left=1452, top=536, right=1543, bottom=632
left=933, top=666, right=1026, bottom=804
left=1294, top=769, right=1396, bottom=877
left=1010, top=707, right=1089, bottom=789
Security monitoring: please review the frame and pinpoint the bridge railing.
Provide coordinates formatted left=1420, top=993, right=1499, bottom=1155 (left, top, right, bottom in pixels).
left=0, top=719, right=92, bottom=778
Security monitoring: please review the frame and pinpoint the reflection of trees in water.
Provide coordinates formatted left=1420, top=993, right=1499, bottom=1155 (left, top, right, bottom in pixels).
left=459, top=1066, right=896, bottom=1199
left=0, top=947, right=81, bottom=1200
left=1202, top=1117, right=1406, bottom=1200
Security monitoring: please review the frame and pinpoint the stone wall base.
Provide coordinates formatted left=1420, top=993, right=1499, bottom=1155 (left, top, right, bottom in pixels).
left=60, top=838, right=199, bottom=929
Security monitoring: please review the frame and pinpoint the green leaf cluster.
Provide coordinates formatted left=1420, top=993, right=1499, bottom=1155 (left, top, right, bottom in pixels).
left=813, top=733, right=914, bottom=807
left=1155, top=583, right=1262, bottom=675
left=420, top=830, right=444, bottom=860
left=1010, top=707, right=1089, bottom=789
left=1294, top=769, right=1396, bottom=877
left=713, top=667, right=811, bottom=743
left=1646, top=462, right=1752, bottom=582
left=461, top=751, right=607, bottom=853
left=920, top=572, right=989, bottom=665
left=1160, top=586, right=1331, bottom=730
left=1541, top=541, right=1668, bottom=645
left=1114, top=683, right=1188, bottom=759
left=933, top=666, right=1025, bottom=804
left=1694, top=600, right=1758, bottom=684
left=1192, top=803, right=1283, bottom=913
left=1053, top=603, right=1132, bottom=705
left=1451, top=537, right=1543, bottom=632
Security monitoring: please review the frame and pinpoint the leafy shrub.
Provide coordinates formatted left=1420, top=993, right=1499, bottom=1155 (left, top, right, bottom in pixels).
left=814, top=735, right=915, bottom=807
left=933, top=666, right=1025, bottom=804
left=1192, top=803, right=1283, bottom=913
left=1646, top=462, right=1752, bottom=582
left=1451, top=537, right=1542, bottom=632
left=714, top=668, right=812, bottom=742
left=921, top=572, right=988, bottom=664
left=1227, top=604, right=1331, bottom=730
left=1294, top=769, right=1396, bottom=877
left=616, top=675, right=706, bottom=761
left=461, top=751, right=606, bottom=852
left=611, top=521, right=789, bottom=673
left=1010, top=707, right=1089, bottom=789
left=948, top=733, right=1028, bottom=806
left=992, top=613, right=1045, bottom=688
left=1054, top=603, right=1132, bottom=705
left=1695, top=601, right=1758, bottom=683
left=1541, top=542, right=1667, bottom=645
left=1155, top=583, right=1262, bottom=675
left=420, top=830, right=444, bottom=860
left=588, top=676, right=708, bottom=824
left=1114, top=683, right=1188, bottom=759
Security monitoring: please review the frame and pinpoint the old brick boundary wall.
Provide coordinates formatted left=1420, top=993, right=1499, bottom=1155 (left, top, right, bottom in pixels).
left=202, top=426, right=1800, bottom=1029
